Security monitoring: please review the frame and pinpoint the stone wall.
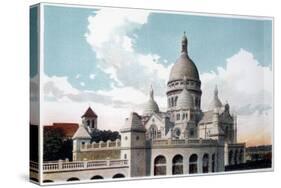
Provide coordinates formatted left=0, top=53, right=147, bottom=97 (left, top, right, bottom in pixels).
left=75, top=149, right=121, bottom=161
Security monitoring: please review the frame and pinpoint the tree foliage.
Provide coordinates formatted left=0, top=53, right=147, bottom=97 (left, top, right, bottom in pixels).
left=91, top=129, right=121, bottom=142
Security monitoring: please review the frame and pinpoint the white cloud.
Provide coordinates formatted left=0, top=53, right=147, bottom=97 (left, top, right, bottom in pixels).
left=80, top=82, right=85, bottom=87
left=200, top=49, right=273, bottom=145
left=85, top=8, right=171, bottom=95
left=44, top=74, right=80, bottom=100
left=89, top=73, right=96, bottom=80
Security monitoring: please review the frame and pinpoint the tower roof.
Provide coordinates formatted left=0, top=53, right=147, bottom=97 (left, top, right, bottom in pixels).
left=169, top=32, right=200, bottom=82
left=209, top=85, right=223, bottom=110
left=72, top=125, right=91, bottom=139
left=121, top=112, right=146, bottom=133
left=143, top=85, right=160, bottom=115
left=81, top=107, right=97, bottom=118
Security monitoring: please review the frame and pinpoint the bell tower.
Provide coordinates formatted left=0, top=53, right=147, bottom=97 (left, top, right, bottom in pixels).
left=81, top=107, right=98, bottom=133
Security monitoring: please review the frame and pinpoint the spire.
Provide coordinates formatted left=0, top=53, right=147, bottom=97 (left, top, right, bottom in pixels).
left=181, top=31, right=188, bottom=54
left=209, top=85, right=223, bottom=110
left=81, top=106, right=97, bottom=118
left=149, top=84, right=154, bottom=100
left=214, top=85, right=218, bottom=97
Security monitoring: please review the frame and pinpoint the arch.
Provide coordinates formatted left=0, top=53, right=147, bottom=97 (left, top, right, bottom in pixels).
left=43, top=180, right=54, bottom=183
left=228, top=150, right=233, bottom=165
left=67, top=177, right=80, bottom=181
left=112, top=173, right=125, bottom=178
left=154, top=155, right=167, bottom=176
left=172, top=154, right=183, bottom=175
left=189, top=154, right=198, bottom=174
left=234, top=150, right=238, bottom=165
left=211, top=153, right=215, bottom=172
left=174, top=128, right=181, bottom=139
left=91, top=175, right=104, bottom=180
left=202, top=153, right=209, bottom=173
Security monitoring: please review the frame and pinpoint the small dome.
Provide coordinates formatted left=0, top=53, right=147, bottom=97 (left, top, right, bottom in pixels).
left=177, top=84, right=194, bottom=109
left=143, top=86, right=160, bottom=115
left=209, top=85, right=223, bottom=110
left=169, top=32, right=200, bottom=82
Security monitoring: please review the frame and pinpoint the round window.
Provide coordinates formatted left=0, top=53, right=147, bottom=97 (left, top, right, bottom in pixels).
left=175, top=129, right=181, bottom=137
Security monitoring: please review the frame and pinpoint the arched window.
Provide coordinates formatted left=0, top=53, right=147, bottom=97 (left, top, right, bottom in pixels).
left=172, top=154, right=183, bottom=175
left=154, top=155, right=167, bottom=176
left=189, top=154, right=198, bottom=174
left=202, top=153, right=209, bottom=173
left=91, top=120, right=95, bottom=128
left=87, top=120, right=90, bottom=126
left=91, top=175, right=103, bottom=180
left=175, top=96, right=178, bottom=106
left=171, top=97, right=174, bottom=107
left=112, top=174, right=125, bottom=178
left=228, top=150, right=233, bottom=165
left=67, top=177, right=80, bottom=181
left=211, top=154, right=215, bottom=172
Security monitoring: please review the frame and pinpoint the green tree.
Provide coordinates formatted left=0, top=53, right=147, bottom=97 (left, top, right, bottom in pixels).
left=43, top=128, right=64, bottom=161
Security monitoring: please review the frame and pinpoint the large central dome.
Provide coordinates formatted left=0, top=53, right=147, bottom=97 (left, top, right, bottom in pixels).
left=169, top=33, right=200, bottom=82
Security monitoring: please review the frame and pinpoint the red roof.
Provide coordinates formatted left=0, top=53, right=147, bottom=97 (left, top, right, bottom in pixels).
left=81, top=107, right=98, bottom=118
left=44, top=123, right=79, bottom=138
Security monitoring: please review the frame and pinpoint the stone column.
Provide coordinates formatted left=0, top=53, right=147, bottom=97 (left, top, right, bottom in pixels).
left=197, top=153, right=202, bottom=174
left=183, top=154, right=189, bottom=174
left=166, top=156, right=173, bottom=175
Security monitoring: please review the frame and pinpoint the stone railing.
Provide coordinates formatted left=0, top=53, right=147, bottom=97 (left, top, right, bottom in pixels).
left=81, top=139, right=121, bottom=151
left=30, top=161, right=39, bottom=171
left=152, top=138, right=218, bottom=146
left=40, top=159, right=128, bottom=172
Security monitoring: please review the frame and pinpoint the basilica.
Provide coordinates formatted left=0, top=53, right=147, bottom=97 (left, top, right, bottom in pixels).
left=70, top=33, right=245, bottom=178
left=39, top=33, right=246, bottom=182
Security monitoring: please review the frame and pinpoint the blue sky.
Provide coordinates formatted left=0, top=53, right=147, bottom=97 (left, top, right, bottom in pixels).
left=43, top=5, right=272, bottom=92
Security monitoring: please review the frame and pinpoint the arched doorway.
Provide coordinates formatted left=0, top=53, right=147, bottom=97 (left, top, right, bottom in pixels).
left=67, top=177, right=80, bottom=181
left=202, top=153, right=209, bottom=173
left=211, top=154, right=215, bottom=172
left=43, top=180, right=54, bottom=183
left=154, top=155, right=167, bottom=176
left=228, top=150, right=233, bottom=165
left=91, top=175, right=103, bottom=180
left=172, top=154, right=183, bottom=175
left=189, top=154, right=198, bottom=174
left=112, top=174, right=125, bottom=178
